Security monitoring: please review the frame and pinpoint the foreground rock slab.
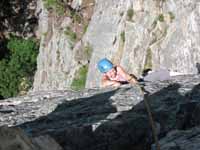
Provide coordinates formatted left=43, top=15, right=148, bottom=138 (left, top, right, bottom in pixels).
left=152, top=127, right=200, bottom=150
left=0, top=75, right=200, bottom=150
left=0, top=126, right=63, bottom=150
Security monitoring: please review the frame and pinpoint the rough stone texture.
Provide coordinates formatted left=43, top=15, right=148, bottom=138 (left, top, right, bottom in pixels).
left=152, top=127, right=200, bottom=150
left=1, top=75, right=200, bottom=149
left=33, top=0, right=76, bottom=91
left=33, top=0, right=200, bottom=90
left=84, top=0, right=130, bottom=88
left=0, top=86, right=143, bottom=127
left=33, top=0, right=94, bottom=91
left=0, top=126, right=63, bottom=150
left=85, top=0, right=200, bottom=88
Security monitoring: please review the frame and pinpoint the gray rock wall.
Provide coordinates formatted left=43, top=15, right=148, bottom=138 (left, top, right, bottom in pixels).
left=85, top=0, right=200, bottom=88
left=33, top=0, right=200, bottom=90
left=152, top=127, right=200, bottom=150
left=33, top=0, right=94, bottom=91
left=33, top=0, right=83, bottom=91
left=0, top=126, right=63, bottom=150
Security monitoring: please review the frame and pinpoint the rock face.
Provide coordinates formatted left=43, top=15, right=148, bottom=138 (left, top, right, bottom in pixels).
left=32, top=0, right=94, bottom=91
left=152, top=127, right=200, bottom=150
left=1, top=75, right=200, bottom=150
left=33, top=0, right=74, bottom=91
left=85, top=0, right=200, bottom=88
left=33, top=0, right=200, bottom=90
left=0, top=126, right=63, bottom=150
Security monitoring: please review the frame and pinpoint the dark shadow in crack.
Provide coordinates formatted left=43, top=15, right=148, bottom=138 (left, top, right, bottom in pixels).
left=18, top=88, right=119, bottom=149
left=17, top=82, right=200, bottom=150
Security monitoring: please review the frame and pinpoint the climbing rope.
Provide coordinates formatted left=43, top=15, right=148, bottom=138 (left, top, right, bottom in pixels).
left=77, top=80, right=161, bottom=149
left=138, top=83, right=161, bottom=150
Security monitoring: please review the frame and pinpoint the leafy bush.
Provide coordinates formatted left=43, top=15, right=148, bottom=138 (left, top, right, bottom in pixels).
left=71, top=65, right=88, bottom=91
left=43, top=0, right=65, bottom=15
left=7, top=37, right=38, bottom=74
left=0, top=37, right=38, bottom=99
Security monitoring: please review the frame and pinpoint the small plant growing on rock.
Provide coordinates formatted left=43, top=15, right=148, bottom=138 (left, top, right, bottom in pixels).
left=120, top=31, right=125, bottom=43
left=144, top=48, right=152, bottom=70
left=43, top=0, right=65, bottom=15
left=127, top=8, right=134, bottom=21
left=84, top=43, right=93, bottom=59
left=158, top=14, right=164, bottom=22
left=152, top=13, right=165, bottom=27
left=71, top=65, right=88, bottom=90
left=70, top=10, right=82, bottom=24
left=83, top=24, right=88, bottom=34
left=168, top=12, right=175, bottom=21
left=64, top=27, right=77, bottom=42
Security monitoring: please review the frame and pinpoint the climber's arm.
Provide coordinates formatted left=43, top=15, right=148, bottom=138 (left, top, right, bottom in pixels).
left=101, top=75, right=121, bottom=87
left=116, top=66, right=138, bottom=85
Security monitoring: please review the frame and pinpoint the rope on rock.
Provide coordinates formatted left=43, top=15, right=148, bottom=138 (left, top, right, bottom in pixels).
left=138, top=83, right=161, bottom=150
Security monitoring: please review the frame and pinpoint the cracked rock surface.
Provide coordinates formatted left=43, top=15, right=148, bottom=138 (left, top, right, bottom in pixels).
left=1, top=75, right=200, bottom=150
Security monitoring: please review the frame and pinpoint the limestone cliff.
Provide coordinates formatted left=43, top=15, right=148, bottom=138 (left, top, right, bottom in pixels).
left=33, top=0, right=94, bottom=91
left=2, top=1, right=200, bottom=149
left=85, top=0, right=200, bottom=88
left=33, top=0, right=200, bottom=90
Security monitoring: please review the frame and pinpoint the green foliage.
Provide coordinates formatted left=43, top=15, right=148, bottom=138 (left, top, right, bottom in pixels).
left=7, top=37, right=38, bottom=74
left=144, top=48, right=152, bottom=70
left=83, top=24, right=88, bottom=34
left=64, top=26, right=77, bottom=49
left=0, top=37, right=38, bottom=98
left=152, top=13, right=165, bottom=27
left=64, top=27, right=77, bottom=42
left=158, top=14, right=164, bottom=22
left=70, top=10, right=82, bottom=23
left=120, top=31, right=125, bottom=43
left=42, top=32, right=48, bottom=37
left=168, top=12, right=175, bottom=21
left=18, top=77, right=32, bottom=95
left=71, top=65, right=88, bottom=91
left=43, top=0, right=65, bottom=15
left=127, top=8, right=134, bottom=21
left=84, top=43, right=93, bottom=59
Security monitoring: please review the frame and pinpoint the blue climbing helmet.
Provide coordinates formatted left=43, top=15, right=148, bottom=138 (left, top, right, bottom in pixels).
left=97, top=58, right=114, bottom=73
